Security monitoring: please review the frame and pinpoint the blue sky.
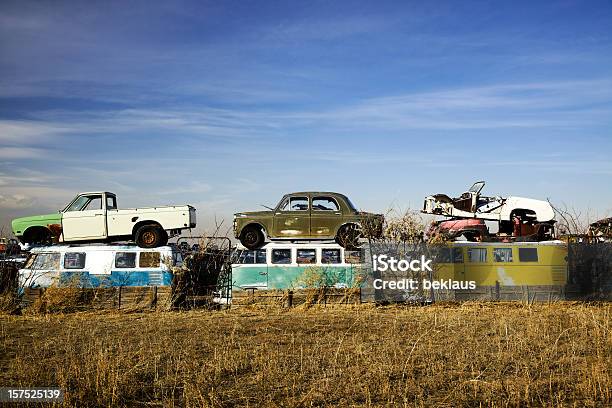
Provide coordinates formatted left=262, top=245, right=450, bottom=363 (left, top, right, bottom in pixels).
left=1, top=0, right=611, bottom=234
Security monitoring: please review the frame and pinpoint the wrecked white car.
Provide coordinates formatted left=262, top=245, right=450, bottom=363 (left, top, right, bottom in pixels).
left=422, top=181, right=555, bottom=223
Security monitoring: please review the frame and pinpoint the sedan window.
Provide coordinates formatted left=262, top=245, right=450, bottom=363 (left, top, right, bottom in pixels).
left=280, top=197, right=308, bottom=211
left=313, top=197, right=339, bottom=211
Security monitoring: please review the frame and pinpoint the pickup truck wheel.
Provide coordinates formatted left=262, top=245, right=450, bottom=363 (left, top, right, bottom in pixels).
left=23, top=227, right=52, bottom=246
left=240, top=226, right=264, bottom=250
left=336, top=224, right=361, bottom=250
left=135, top=225, right=167, bottom=248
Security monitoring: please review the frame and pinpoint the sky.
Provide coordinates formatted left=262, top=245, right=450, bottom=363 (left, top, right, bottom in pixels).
left=1, top=0, right=611, bottom=235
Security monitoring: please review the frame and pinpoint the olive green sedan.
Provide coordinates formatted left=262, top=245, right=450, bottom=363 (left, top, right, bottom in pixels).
left=233, top=192, right=384, bottom=249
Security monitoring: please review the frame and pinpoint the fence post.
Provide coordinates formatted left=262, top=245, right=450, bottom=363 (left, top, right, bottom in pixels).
left=287, top=290, right=293, bottom=308
left=495, top=281, right=500, bottom=301
left=118, top=286, right=122, bottom=310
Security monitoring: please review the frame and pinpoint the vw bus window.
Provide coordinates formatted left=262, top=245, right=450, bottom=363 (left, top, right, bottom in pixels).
left=296, top=249, right=316, bottom=264
left=467, top=248, right=487, bottom=263
left=115, top=252, right=137, bottom=268
left=452, top=248, right=463, bottom=263
left=493, top=248, right=513, bottom=262
left=519, top=248, right=538, bottom=262
left=255, top=250, right=267, bottom=264
left=272, top=249, right=291, bottom=264
left=24, top=254, right=36, bottom=269
left=345, top=250, right=363, bottom=264
left=435, top=247, right=452, bottom=263
left=321, top=249, right=341, bottom=264
left=173, top=251, right=183, bottom=267
left=238, top=250, right=256, bottom=264
left=32, top=253, right=60, bottom=270
left=139, top=252, right=161, bottom=268
left=64, top=252, right=86, bottom=269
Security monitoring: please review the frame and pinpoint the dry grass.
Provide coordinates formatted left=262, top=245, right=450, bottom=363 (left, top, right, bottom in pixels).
left=0, top=302, right=610, bottom=407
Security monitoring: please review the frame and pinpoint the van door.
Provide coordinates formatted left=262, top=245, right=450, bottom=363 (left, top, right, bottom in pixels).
left=62, top=194, right=108, bottom=240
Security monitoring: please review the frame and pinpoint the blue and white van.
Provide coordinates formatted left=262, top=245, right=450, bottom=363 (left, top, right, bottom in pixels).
left=19, top=244, right=183, bottom=290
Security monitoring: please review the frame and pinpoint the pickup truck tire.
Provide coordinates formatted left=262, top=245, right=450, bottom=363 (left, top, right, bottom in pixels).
left=240, top=225, right=265, bottom=250
left=23, top=227, right=52, bottom=246
left=135, top=225, right=168, bottom=248
left=336, top=224, right=361, bottom=250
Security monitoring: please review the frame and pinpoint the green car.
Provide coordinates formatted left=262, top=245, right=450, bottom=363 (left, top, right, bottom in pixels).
left=233, top=192, right=384, bottom=250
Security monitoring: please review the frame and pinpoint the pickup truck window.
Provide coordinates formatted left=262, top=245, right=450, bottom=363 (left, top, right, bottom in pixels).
left=83, top=197, right=102, bottom=211
left=106, top=196, right=117, bottom=210
left=115, top=252, right=136, bottom=268
left=65, top=196, right=91, bottom=211
left=313, top=197, right=339, bottom=211
left=139, top=252, right=160, bottom=268
left=65, top=195, right=102, bottom=212
left=64, top=253, right=86, bottom=269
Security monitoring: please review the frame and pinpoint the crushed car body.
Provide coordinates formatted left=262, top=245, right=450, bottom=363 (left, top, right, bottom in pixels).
left=422, top=181, right=555, bottom=223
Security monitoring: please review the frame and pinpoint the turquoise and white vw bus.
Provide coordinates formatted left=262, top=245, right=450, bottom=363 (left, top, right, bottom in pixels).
left=19, top=244, right=183, bottom=290
left=231, top=242, right=365, bottom=291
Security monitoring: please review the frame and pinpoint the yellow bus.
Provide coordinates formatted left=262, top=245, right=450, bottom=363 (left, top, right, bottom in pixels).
left=435, top=240, right=567, bottom=287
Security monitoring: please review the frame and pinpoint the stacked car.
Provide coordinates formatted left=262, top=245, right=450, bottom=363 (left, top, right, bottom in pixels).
left=233, top=192, right=384, bottom=249
left=422, top=181, right=556, bottom=242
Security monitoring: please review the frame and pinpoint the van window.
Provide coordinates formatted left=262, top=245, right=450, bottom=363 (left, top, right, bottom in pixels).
left=139, top=252, right=161, bottom=268
left=24, top=254, right=36, bottom=269
left=255, top=250, right=267, bottom=264
left=64, top=253, right=86, bottom=269
left=296, top=249, right=316, bottom=264
left=312, top=197, right=339, bottom=211
left=493, top=248, right=513, bottom=262
left=172, top=251, right=183, bottom=267
left=237, top=250, right=267, bottom=264
left=271, top=249, right=291, bottom=264
left=32, top=253, right=61, bottom=270
left=345, top=250, right=363, bottom=264
left=237, top=250, right=255, bottom=264
left=467, top=248, right=487, bottom=263
left=435, top=247, right=464, bottom=263
left=321, top=249, right=341, bottom=264
left=451, top=248, right=463, bottom=263
left=519, top=248, right=538, bottom=262
left=115, top=252, right=137, bottom=268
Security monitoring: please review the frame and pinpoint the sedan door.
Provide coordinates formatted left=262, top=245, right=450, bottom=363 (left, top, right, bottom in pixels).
left=310, top=196, right=343, bottom=238
left=272, top=196, right=311, bottom=238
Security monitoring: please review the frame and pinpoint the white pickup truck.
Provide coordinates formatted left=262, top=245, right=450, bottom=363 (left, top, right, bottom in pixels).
left=11, top=192, right=196, bottom=248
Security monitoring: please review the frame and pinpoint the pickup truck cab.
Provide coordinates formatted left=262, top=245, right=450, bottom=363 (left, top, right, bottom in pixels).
left=12, top=192, right=196, bottom=248
left=234, top=192, right=384, bottom=250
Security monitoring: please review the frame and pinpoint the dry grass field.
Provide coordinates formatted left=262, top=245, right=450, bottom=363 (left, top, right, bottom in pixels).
left=0, top=302, right=610, bottom=407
